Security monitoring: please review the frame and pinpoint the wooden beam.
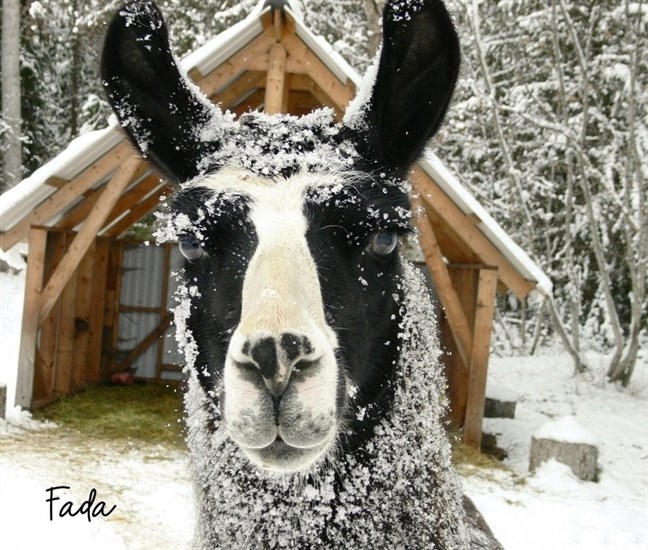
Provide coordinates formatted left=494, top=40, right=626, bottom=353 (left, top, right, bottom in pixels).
left=53, top=257, right=78, bottom=395
left=426, top=207, right=481, bottom=264
left=194, top=31, right=276, bottom=98
left=45, top=176, right=69, bottom=188
left=212, top=71, right=265, bottom=109
left=282, top=33, right=355, bottom=112
left=272, top=7, right=283, bottom=41
left=56, top=163, right=150, bottom=231
left=2, top=142, right=134, bottom=250
left=413, top=198, right=472, bottom=368
left=102, top=183, right=172, bottom=238
left=32, top=232, right=68, bottom=404
left=70, top=242, right=96, bottom=391
left=412, top=167, right=537, bottom=299
left=463, top=267, right=498, bottom=448
left=15, top=227, right=48, bottom=408
left=115, top=313, right=172, bottom=374
left=86, top=238, right=110, bottom=383
left=264, top=42, right=287, bottom=114
left=38, top=158, right=141, bottom=326
left=288, top=74, right=342, bottom=117
left=99, top=174, right=164, bottom=233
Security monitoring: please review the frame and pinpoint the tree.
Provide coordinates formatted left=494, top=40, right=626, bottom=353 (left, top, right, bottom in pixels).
left=1, top=0, right=22, bottom=192
left=437, top=0, right=647, bottom=384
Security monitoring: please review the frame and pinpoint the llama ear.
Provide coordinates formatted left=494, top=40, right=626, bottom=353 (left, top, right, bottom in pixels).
left=101, top=1, right=223, bottom=183
left=347, top=0, right=460, bottom=171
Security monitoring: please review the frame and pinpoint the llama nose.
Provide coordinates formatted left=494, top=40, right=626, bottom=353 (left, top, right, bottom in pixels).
left=241, top=332, right=315, bottom=396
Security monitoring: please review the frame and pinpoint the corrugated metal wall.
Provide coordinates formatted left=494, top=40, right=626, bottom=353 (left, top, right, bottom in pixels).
left=116, top=243, right=184, bottom=382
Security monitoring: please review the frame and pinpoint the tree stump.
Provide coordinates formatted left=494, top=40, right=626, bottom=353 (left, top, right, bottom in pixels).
left=529, top=417, right=599, bottom=481
left=484, top=384, right=517, bottom=418
left=0, top=384, right=6, bottom=419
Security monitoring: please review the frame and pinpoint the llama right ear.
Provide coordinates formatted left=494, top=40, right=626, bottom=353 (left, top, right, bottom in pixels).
left=345, top=0, right=460, bottom=171
left=101, top=1, right=224, bottom=183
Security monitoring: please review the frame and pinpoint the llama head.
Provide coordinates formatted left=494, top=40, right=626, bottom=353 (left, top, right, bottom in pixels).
left=102, top=0, right=459, bottom=473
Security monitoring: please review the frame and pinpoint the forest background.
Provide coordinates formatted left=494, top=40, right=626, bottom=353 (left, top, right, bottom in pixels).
left=0, top=0, right=646, bottom=384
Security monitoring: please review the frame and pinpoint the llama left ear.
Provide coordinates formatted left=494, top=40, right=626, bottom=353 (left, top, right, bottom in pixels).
left=101, top=1, right=225, bottom=183
left=346, top=0, right=460, bottom=171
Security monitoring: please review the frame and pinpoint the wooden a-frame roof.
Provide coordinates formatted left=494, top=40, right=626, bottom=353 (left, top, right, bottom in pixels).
left=0, top=1, right=551, bottom=297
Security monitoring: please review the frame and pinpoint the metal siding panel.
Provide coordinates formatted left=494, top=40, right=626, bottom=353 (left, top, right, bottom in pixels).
left=120, top=244, right=164, bottom=308
left=116, top=311, right=160, bottom=379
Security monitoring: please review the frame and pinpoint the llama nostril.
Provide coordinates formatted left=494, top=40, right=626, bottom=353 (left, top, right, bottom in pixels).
left=280, top=333, right=314, bottom=362
left=248, top=336, right=278, bottom=379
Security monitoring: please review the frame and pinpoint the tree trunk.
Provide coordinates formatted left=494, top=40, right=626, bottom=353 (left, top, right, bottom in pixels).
left=1, top=0, right=22, bottom=192
left=363, top=0, right=382, bottom=59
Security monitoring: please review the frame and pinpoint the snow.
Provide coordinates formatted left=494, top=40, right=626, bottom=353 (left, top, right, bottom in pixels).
left=533, top=416, right=599, bottom=446
left=485, top=383, right=519, bottom=403
left=1, top=271, right=646, bottom=549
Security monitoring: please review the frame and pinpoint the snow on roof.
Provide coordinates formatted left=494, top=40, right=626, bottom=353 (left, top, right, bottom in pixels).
left=180, top=4, right=266, bottom=78
left=420, top=153, right=553, bottom=296
left=0, top=122, right=123, bottom=233
left=0, top=0, right=551, bottom=296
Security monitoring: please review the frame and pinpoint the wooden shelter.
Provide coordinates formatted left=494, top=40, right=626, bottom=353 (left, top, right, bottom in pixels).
left=0, top=1, right=550, bottom=448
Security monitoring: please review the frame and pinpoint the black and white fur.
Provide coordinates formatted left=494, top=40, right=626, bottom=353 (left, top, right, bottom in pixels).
left=102, top=1, right=500, bottom=548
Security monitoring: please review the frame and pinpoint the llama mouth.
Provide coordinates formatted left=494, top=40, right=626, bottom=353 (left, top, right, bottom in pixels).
left=241, top=435, right=331, bottom=472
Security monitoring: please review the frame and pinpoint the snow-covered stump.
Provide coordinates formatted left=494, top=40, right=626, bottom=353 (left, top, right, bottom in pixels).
left=484, top=384, right=518, bottom=419
left=529, top=417, right=599, bottom=481
left=0, top=384, right=6, bottom=419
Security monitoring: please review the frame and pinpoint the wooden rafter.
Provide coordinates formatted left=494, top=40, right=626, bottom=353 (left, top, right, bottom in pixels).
left=2, top=142, right=134, bottom=249
left=102, top=182, right=172, bottom=238
left=282, top=33, right=355, bottom=111
left=38, top=157, right=141, bottom=326
left=190, top=31, right=276, bottom=98
left=55, top=163, right=150, bottom=231
left=212, top=71, right=266, bottom=109
left=413, top=198, right=473, bottom=368
left=412, top=167, right=536, bottom=299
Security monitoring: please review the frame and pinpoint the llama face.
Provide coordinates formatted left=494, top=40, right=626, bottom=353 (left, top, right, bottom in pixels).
left=102, top=0, right=459, bottom=473
left=169, top=155, right=411, bottom=471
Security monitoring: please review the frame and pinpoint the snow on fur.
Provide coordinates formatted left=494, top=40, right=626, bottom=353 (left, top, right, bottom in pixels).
left=177, top=261, right=469, bottom=549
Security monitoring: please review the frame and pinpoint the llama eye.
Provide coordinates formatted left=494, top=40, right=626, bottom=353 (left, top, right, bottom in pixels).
left=179, top=237, right=204, bottom=262
left=369, top=231, right=398, bottom=256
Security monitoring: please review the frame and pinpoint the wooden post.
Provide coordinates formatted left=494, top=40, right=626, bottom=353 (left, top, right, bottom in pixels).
left=37, top=157, right=140, bottom=326
left=53, top=259, right=78, bottom=395
left=70, top=241, right=96, bottom=391
left=464, top=267, right=498, bottom=448
left=0, top=384, right=6, bottom=418
left=85, top=238, right=110, bottom=383
left=15, top=227, right=48, bottom=408
left=264, top=42, right=287, bottom=114
left=443, top=266, right=480, bottom=428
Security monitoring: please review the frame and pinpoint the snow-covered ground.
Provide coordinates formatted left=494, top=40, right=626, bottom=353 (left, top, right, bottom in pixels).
left=1, top=266, right=646, bottom=549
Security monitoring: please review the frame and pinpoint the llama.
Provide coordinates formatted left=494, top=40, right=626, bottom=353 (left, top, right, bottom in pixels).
left=101, top=1, right=502, bottom=548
